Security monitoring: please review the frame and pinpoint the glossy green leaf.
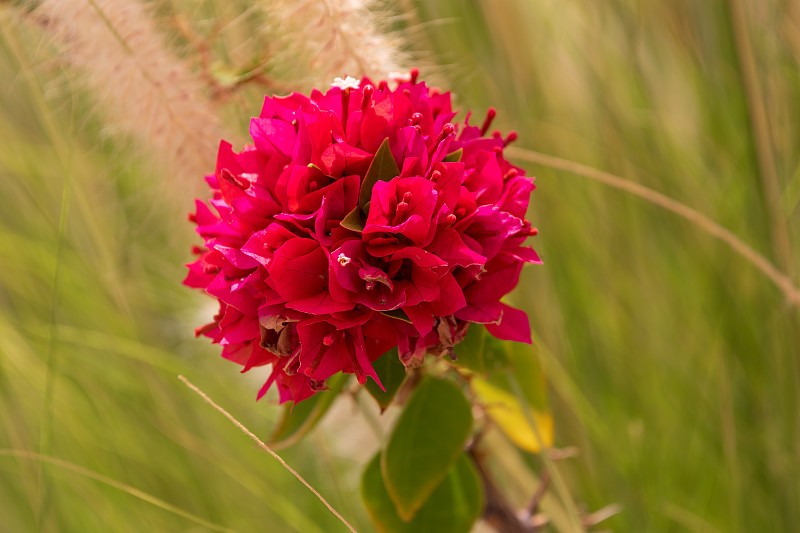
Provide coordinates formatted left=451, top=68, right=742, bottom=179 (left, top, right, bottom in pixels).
left=340, top=206, right=366, bottom=233
left=381, top=377, right=472, bottom=520
left=268, top=373, right=348, bottom=449
left=362, top=452, right=483, bottom=533
left=380, top=308, right=412, bottom=324
left=364, top=348, right=407, bottom=411
left=442, top=148, right=463, bottom=163
left=359, top=138, right=400, bottom=210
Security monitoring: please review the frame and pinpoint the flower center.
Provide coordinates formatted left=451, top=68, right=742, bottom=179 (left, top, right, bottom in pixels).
left=390, top=192, right=414, bottom=225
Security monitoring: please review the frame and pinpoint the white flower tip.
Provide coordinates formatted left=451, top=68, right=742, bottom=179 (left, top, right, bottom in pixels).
left=331, top=76, right=360, bottom=90
left=337, top=253, right=352, bottom=266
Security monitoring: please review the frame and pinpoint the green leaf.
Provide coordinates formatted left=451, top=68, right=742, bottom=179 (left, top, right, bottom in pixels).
left=362, top=452, right=483, bottom=533
left=442, top=148, right=463, bottom=163
left=380, top=308, right=412, bottom=324
left=452, top=325, right=511, bottom=377
left=364, top=348, right=407, bottom=411
left=381, top=377, right=472, bottom=520
left=452, top=325, right=487, bottom=376
left=339, top=206, right=366, bottom=233
left=359, top=138, right=400, bottom=210
left=268, top=373, right=348, bottom=449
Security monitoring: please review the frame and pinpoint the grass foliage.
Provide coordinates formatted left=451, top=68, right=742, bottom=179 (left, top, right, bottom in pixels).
left=1, top=0, right=798, bottom=531
left=412, top=1, right=800, bottom=531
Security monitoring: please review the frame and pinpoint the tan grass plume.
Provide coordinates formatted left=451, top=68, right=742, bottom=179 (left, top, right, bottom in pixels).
left=264, top=0, right=409, bottom=87
left=33, top=0, right=224, bottom=187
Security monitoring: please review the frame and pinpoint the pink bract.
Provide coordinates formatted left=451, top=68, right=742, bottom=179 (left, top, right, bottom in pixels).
left=185, top=70, right=541, bottom=404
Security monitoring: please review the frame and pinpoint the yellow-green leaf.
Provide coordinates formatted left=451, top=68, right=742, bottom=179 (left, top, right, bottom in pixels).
left=442, top=148, right=463, bottom=163
left=471, top=376, right=553, bottom=452
left=456, top=326, right=552, bottom=453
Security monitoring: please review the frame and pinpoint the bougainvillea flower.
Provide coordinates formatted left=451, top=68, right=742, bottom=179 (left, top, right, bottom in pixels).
left=186, top=69, right=541, bottom=403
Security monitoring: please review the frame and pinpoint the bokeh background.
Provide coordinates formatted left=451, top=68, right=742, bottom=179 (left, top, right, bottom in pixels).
left=1, top=0, right=799, bottom=531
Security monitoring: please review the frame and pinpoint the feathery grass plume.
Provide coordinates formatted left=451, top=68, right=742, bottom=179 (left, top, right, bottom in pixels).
left=263, top=0, right=409, bottom=88
left=33, top=0, right=224, bottom=189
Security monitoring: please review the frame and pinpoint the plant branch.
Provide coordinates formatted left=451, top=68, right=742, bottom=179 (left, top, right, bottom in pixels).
left=526, top=470, right=551, bottom=517
left=507, top=375, right=585, bottom=533
left=467, top=446, right=533, bottom=533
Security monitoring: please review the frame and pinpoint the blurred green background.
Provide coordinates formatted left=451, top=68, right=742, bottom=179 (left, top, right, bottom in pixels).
left=1, top=0, right=799, bottom=531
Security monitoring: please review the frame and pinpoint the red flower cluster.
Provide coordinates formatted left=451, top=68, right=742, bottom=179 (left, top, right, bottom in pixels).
left=185, top=71, right=540, bottom=403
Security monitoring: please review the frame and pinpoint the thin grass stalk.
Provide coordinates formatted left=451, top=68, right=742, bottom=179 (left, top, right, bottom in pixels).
left=0, top=13, right=75, bottom=528
left=36, top=142, right=69, bottom=530
left=727, top=0, right=795, bottom=278
left=178, top=375, right=359, bottom=533
left=508, top=147, right=800, bottom=306
left=728, top=0, right=800, bottom=461
left=0, top=449, right=237, bottom=533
